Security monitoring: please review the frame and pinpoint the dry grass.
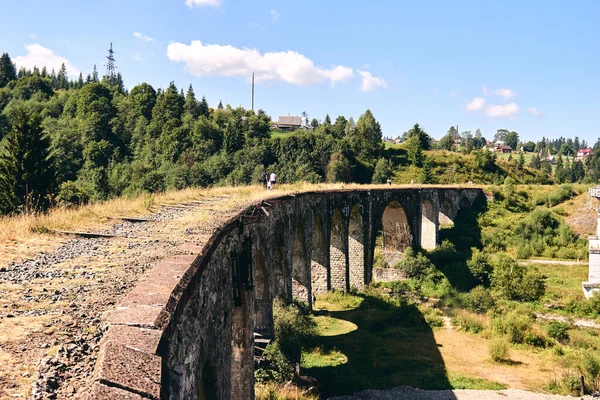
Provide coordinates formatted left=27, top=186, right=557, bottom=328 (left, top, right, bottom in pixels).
left=0, top=182, right=480, bottom=265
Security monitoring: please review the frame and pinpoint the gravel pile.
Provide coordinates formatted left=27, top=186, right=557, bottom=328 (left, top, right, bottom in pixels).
left=329, top=387, right=592, bottom=400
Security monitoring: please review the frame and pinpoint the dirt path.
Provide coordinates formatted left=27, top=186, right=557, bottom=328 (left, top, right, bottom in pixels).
left=519, top=259, right=587, bottom=266
left=330, top=386, right=587, bottom=399
left=433, top=326, right=553, bottom=391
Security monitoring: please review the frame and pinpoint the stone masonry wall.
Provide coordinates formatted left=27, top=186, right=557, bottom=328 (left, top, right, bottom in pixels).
left=88, top=187, right=483, bottom=400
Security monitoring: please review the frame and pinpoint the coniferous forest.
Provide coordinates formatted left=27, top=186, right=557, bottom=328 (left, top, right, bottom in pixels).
left=1, top=51, right=600, bottom=215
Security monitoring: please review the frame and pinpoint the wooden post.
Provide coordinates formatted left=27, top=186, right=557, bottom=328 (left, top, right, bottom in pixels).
left=25, top=183, right=29, bottom=214
left=580, top=375, right=585, bottom=396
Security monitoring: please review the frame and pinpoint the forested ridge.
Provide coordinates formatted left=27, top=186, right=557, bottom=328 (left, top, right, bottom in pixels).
left=1, top=51, right=600, bottom=216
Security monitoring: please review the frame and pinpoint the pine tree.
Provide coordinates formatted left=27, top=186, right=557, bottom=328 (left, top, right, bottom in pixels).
left=518, top=152, right=525, bottom=170
left=422, top=158, right=435, bottom=183
left=222, top=117, right=244, bottom=154
left=324, top=114, right=331, bottom=125
left=184, top=85, right=200, bottom=119
left=92, top=65, right=99, bottom=82
left=217, top=100, right=224, bottom=110
left=57, top=63, right=67, bottom=89
left=407, top=135, right=423, bottom=167
left=198, top=95, right=210, bottom=117
left=0, top=53, right=17, bottom=88
left=77, top=72, right=84, bottom=88
left=0, top=106, right=52, bottom=213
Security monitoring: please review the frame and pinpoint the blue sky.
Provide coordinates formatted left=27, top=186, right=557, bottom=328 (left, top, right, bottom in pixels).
left=1, top=0, right=599, bottom=143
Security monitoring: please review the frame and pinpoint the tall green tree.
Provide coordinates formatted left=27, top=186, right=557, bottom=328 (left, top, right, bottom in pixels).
left=505, top=131, right=519, bottom=150
left=407, top=123, right=431, bottom=150
left=372, top=158, right=392, bottom=183
left=350, top=109, right=382, bottom=159
left=0, top=53, right=17, bottom=88
left=198, top=95, right=210, bottom=117
left=0, top=105, right=52, bottom=212
left=332, top=116, right=347, bottom=139
left=184, top=85, right=200, bottom=119
left=406, top=135, right=423, bottom=167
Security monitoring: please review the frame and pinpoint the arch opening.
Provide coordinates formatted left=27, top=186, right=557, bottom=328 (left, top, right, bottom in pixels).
left=292, top=225, right=310, bottom=303
left=381, top=201, right=412, bottom=267
left=348, top=205, right=365, bottom=289
left=439, top=199, right=455, bottom=226
left=311, top=215, right=328, bottom=294
left=421, top=199, right=437, bottom=250
left=330, top=208, right=347, bottom=291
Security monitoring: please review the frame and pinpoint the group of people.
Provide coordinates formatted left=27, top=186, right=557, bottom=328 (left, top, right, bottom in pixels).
left=261, top=171, right=277, bottom=190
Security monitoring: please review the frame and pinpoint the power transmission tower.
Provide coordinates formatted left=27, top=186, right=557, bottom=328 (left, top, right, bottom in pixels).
left=104, top=42, right=117, bottom=83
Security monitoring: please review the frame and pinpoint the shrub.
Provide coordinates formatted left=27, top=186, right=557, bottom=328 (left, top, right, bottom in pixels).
left=490, top=253, right=545, bottom=301
left=394, top=248, right=435, bottom=278
left=523, top=327, right=552, bottom=348
left=492, top=311, right=532, bottom=344
left=56, top=181, right=90, bottom=207
left=462, top=286, right=495, bottom=314
left=547, top=321, right=570, bottom=343
left=467, top=249, right=493, bottom=287
left=452, top=310, right=488, bottom=334
left=489, top=337, right=509, bottom=362
left=272, top=299, right=317, bottom=375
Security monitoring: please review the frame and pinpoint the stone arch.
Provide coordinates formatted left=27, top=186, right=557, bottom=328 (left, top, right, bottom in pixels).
left=292, top=225, right=310, bottom=303
left=330, top=208, right=347, bottom=291
left=439, top=198, right=455, bottom=226
left=348, top=205, right=365, bottom=289
left=382, top=201, right=412, bottom=267
left=421, top=199, right=437, bottom=250
left=311, top=215, right=328, bottom=294
left=253, top=250, right=271, bottom=331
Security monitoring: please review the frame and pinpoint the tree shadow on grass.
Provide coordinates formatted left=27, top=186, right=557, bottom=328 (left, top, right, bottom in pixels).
left=304, top=293, right=456, bottom=399
left=428, top=194, right=488, bottom=292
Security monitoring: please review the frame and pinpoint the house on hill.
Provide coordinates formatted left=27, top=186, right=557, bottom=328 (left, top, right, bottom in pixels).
left=273, top=116, right=306, bottom=132
left=576, top=148, right=593, bottom=161
left=495, top=144, right=513, bottom=153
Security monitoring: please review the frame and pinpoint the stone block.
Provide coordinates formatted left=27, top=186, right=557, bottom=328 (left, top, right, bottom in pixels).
left=102, top=325, right=162, bottom=354
left=94, top=341, right=161, bottom=400
left=87, top=382, right=144, bottom=399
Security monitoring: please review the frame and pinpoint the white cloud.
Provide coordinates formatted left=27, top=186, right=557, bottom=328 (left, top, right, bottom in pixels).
left=249, top=21, right=260, bottom=28
left=135, top=53, right=144, bottom=63
left=134, top=32, right=154, bottom=42
left=357, top=70, right=387, bottom=92
left=29, top=33, right=37, bottom=39
left=270, top=9, right=279, bottom=20
left=167, top=40, right=355, bottom=87
left=482, top=84, right=517, bottom=100
left=466, top=97, right=485, bottom=111
left=485, top=102, right=520, bottom=118
left=528, top=107, right=542, bottom=117
left=185, top=0, right=221, bottom=8
left=14, top=44, right=79, bottom=77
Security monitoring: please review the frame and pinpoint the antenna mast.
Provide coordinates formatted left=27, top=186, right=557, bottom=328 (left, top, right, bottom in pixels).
left=105, top=42, right=117, bottom=83
left=251, top=73, right=255, bottom=112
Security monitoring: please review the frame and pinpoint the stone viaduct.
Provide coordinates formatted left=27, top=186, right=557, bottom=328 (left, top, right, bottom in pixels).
left=89, top=187, right=483, bottom=400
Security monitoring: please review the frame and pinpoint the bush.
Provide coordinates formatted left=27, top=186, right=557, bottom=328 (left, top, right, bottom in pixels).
left=462, top=286, right=495, bottom=314
left=489, top=337, right=509, bottom=362
left=272, top=299, right=317, bottom=375
left=490, top=253, right=545, bottom=301
left=547, top=321, right=570, bottom=343
left=394, top=248, right=435, bottom=278
left=492, top=311, right=532, bottom=344
left=467, top=249, right=493, bottom=287
left=56, top=181, right=90, bottom=207
left=255, top=342, right=294, bottom=384
left=452, top=310, right=488, bottom=334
